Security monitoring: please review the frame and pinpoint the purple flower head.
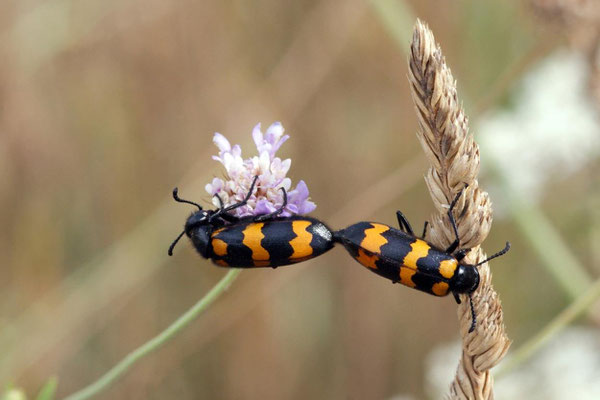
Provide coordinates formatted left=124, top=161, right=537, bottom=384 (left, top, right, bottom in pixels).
left=205, top=122, right=316, bottom=218
left=252, top=122, right=289, bottom=159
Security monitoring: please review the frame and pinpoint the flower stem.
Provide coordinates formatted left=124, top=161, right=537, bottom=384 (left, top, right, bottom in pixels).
left=62, top=269, right=242, bottom=400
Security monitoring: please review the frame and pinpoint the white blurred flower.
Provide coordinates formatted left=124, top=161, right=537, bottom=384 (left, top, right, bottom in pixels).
left=205, top=122, right=316, bottom=217
left=478, top=49, right=600, bottom=201
left=425, top=327, right=600, bottom=400
left=1, top=388, right=27, bottom=400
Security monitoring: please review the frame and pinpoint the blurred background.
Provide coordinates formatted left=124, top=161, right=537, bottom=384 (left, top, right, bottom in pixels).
left=1, top=0, right=600, bottom=399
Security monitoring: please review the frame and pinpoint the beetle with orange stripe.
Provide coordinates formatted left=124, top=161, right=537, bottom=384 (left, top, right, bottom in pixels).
left=334, top=188, right=510, bottom=332
left=168, top=176, right=334, bottom=268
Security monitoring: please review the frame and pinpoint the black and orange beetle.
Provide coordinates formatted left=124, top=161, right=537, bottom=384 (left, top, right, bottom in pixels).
left=169, top=176, right=334, bottom=268
left=334, top=189, right=509, bottom=331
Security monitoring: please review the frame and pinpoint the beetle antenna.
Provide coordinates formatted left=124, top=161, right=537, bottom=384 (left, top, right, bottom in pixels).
left=468, top=294, right=477, bottom=333
left=474, top=242, right=511, bottom=267
left=172, top=188, right=203, bottom=210
left=168, top=230, right=186, bottom=256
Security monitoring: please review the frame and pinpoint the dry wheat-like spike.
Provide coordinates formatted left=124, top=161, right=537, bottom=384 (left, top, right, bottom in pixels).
left=407, top=20, right=511, bottom=399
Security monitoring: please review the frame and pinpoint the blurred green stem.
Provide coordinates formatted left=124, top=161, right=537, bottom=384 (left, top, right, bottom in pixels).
left=489, top=162, right=592, bottom=298
left=62, top=269, right=242, bottom=400
left=496, top=277, right=600, bottom=378
left=370, top=0, right=415, bottom=54
left=508, top=197, right=591, bottom=296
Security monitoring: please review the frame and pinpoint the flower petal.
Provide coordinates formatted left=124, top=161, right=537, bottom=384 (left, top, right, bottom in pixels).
left=252, top=123, right=263, bottom=147
left=213, top=132, right=231, bottom=153
left=290, top=179, right=309, bottom=201
left=279, top=158, right=291, bottom=175
left=205, top=177, right=224, bottom=196
left=255, top=199, right=276, bottom=215
left=280, top=177, right=292, bottom=191
left=265, top=122, right=284, bottom=143
left=258, top=151, right=271, bottom=173
left=231, top=144, right=242, bottom=158
left=285, top=203, right=299, bottom=214
left=298, top=200, right=316, bottom=214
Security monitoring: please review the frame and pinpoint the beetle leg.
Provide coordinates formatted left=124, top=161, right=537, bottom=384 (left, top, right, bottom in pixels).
left=421, top=221, right=429, bottom=239
left=395, top=211, right=415, bottom=236
left=445, top=187, right=466, bottom=254
left=452, top=292, right=461, bottom=304
left=254, top=187, right=288, bottom=222
left=220, top=175, right=260, bottom=214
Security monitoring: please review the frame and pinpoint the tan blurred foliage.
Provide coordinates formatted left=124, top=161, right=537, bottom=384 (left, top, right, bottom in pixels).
left=0, top=1, right=594, bottom=399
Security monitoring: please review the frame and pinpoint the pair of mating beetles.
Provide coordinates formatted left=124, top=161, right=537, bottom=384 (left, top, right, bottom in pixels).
left=168, top=176, right=510, bottom=332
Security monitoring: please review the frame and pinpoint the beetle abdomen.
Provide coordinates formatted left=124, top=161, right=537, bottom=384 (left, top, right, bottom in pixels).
left=210, top=217, right=334, bottom=268
left=335, top=222, right=458, bottom=296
